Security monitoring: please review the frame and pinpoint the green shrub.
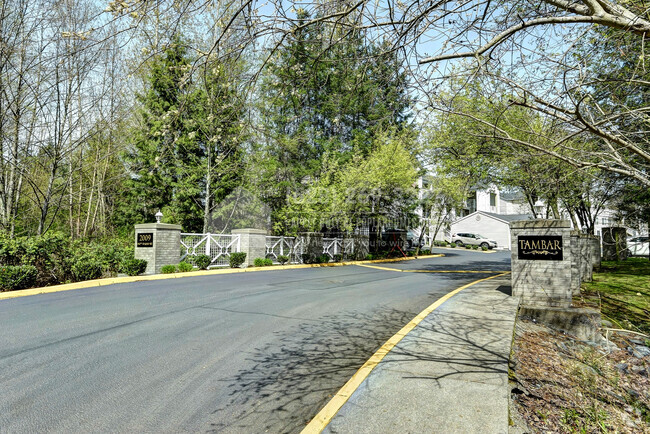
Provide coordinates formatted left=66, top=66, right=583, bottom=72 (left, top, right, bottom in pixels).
left=277, top=255, right=290, bottom=265
left=194, top=254, right=211, bottom=270
left=229, top=252, right=246, bottom=268
left=450, top=243, right=456, bottom=248
left=333, top=254, right=343, bottom=262
left=263, top=258, right=273, bottom=266
left=120, top=258, right=147, bottom=276
left=22, top=232, right=71, bottom=285
left=465, top=245, right=472, bottom=249
left=253, top=257, right=265, bottom=267
left=471, top=245, right=479, bottom=250
left=161, top=264, right=176, bottom=274
left=0, top=232, right=26, bottom=266
left=71, top=255, right=103, bottom=282
left=365, top=254, right=374, bottom=260
left=93, top=240, right=132, bottom=275
left=421, top=249, right=431, bottom=255
left=317, top=254, right=330, bottom=264
left=481, top=245, right=488, bottom=251
left=0, top=265, right=38, bottom=291
left=177, top=261, right=193, bottom=272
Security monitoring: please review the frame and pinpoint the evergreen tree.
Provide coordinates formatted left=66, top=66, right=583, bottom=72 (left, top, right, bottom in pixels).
left=120, top=36, right=245, bottom=232
left=256, top=8, right=413, bottom=232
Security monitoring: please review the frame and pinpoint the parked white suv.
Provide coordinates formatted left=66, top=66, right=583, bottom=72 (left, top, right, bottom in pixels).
left=451, top=233, right=497, bottom=249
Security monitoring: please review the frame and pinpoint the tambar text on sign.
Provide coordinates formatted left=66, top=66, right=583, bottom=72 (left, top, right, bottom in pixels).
left=517, top=235, right=563, bottom=260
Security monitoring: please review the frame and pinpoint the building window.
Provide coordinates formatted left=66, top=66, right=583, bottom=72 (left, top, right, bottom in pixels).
left=490, top=192, right=496, bottom=207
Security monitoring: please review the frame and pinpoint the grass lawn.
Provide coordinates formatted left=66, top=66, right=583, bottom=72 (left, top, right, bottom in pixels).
left=581, top=258, right=650, bottom=334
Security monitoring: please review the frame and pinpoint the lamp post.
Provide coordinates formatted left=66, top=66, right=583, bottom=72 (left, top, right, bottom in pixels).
left=155, top=210, right=163, bottom=223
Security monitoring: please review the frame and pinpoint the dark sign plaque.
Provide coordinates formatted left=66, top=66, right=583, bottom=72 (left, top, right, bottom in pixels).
left=137, top=232, right=154, bottom=248
left=517, top=235, right=563, bottom=261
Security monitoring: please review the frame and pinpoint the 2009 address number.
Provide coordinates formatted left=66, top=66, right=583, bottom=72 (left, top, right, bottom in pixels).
left=137, top=233, right=153, bottom=247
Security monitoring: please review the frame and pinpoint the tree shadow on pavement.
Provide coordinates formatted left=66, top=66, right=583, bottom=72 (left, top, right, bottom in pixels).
left=208, top=307, right=418, bottom=433
left=380, top=288, right=515, bottom=387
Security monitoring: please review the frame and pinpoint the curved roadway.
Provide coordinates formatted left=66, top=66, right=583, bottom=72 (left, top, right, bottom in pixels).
left=0, top=249, right=510, bottom=433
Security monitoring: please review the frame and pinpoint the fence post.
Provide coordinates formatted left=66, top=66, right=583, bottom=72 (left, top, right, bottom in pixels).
left=231, top=229, right=267, bottom=267
left=206, top=233, right=211, bottom=256
left=134, top=222, right=182, bottom=274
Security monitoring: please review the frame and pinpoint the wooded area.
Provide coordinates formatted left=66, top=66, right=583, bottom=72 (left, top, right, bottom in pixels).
left=1, top=0, right=648, bottom=242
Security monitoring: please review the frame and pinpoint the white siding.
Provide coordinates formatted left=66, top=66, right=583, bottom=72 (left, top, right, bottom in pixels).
left=451, top=213, right=511, bottom=250
left=499, top=198, right=529, bottom=215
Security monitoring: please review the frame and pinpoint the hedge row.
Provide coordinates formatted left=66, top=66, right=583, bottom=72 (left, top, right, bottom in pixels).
left=0, top=232, right=147, bottom=292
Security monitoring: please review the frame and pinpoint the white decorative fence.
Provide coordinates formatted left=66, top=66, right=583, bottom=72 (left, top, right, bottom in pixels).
left=265, top=236, right=304, bottom=263
left=180, top=233, right=241, bottom=267
left=180, top=232, right=367, bottom=268
left=265, top=236, right=360, bottom=263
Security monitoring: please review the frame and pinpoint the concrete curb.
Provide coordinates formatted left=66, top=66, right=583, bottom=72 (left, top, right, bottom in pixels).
left=432, top=246, right=498, bottom=253
left=0, top=254, right=444, bottom=301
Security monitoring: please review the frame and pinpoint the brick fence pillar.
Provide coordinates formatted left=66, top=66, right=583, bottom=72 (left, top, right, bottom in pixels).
left=231, top=228, right=267, bottom=267
left=134, top=223, right=182, bottom=275
left=511, top=219, right=573, bottom=308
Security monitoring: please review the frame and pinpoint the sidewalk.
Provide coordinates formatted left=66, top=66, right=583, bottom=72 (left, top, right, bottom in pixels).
left=324, top=276, right=519, bottom=433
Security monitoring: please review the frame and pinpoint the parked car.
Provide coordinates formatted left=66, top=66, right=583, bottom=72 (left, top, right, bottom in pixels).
left=407, top=230, right=424, bottom=249
left=627, top=236, right=649, bottom=256
left=451, top=232, right=497, bottom=249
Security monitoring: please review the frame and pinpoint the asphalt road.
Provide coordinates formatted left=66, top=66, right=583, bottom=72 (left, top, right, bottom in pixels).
left=0, top=249, right=511, bottom=433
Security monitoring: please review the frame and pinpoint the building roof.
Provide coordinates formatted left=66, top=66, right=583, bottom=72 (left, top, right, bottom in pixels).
left=482, top=212, right=534, bottom=222
left=500, top=191, right=526, bottom=202
left=453, top=211, right=534, bottom=226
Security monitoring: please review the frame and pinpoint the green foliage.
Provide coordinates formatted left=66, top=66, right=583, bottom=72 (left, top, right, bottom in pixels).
left=481, top=245, right=489, bottom=251
left=471, top=245, right=479, bottom=250
left=450, top=243, right=456, bottom=248
left=121, top=35, right=246, bottom=232
left=433, top=241, right=448, bottom=247
left=263, top=258, right=273, bottom=266
left=277, top=255, right=289, bottom=265
left=177, top=261, right=193, bottom=272
left=365, top=254, right=374, bottom=260
left=194, top=254, right=211, bottom=270
left=0, top=265, right=38, bottom=291
left=120, top=258, right=147, bottom=276
left=257, top=12, right=414, bottom=231
left=95, top=240, right=134, bottom=275
left=253, top=258, right=266, bottom=267
left=229, top=252, right=246, bottom=268
left=333, top=254, right=343, bottom=262
left=0, top=232, right=26, bottom=266
left=280, top=130, right=420, bottom=235
left=161, top=265, right=177, bottom=274
left=21, top=232, right=71, bottom=286
left=421, top=249, right=431, bottom=255
left=582, top=259, right=650, bottom=334
left=465, top=245, right=472, bottom=249
left=71, top=255, right=103, bottom=282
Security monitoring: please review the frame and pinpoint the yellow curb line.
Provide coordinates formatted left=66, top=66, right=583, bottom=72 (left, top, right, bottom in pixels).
left=0, top=254, right=444, bottom=301
left=357, top=264, right=506, bottom=274
left=301, top=271, right=512, bottom=434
